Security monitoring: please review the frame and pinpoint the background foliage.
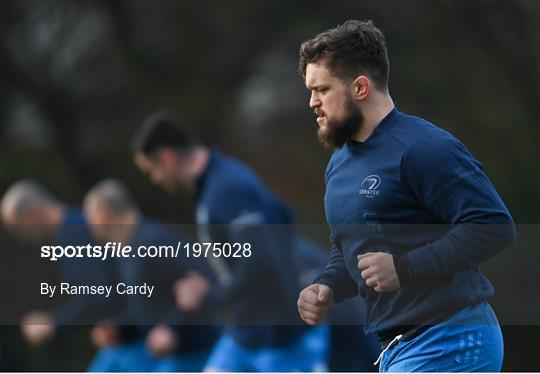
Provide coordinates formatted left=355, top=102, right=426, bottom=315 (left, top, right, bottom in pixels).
left=0, top=0, right=538, bottom=371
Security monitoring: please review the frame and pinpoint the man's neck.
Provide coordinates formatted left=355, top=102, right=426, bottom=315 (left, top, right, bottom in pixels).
left=352, top=94, right=395, bottom=142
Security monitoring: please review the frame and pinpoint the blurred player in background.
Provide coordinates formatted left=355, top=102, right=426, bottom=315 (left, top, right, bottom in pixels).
left=132, top=112, right=330, bottom=372
left=0, top=180, right=111, bottom=346
left=296, top=20, right=516, bottom=372
left=83, top=179, right=218, bottom=371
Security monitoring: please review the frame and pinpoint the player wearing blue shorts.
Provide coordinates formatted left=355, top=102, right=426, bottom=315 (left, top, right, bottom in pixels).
left=296, top=20, right=516, bottom=372
left=133, top=113, right=329, bottom=372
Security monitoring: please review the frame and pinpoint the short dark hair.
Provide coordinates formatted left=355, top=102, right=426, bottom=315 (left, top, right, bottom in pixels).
left=132, top=110, right=199, bottom=156
left=299, top=20, right=389, bottom=92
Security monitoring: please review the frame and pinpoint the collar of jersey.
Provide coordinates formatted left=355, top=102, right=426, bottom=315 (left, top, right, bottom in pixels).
left=346, top=107, right=400, bottom=149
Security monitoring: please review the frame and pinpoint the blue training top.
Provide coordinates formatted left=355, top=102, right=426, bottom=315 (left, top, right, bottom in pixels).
left=54, top=208, right=113, bottom=325
left=314, top=108, right=516, bottom=340
left=195, top=150, right=307, bottom=348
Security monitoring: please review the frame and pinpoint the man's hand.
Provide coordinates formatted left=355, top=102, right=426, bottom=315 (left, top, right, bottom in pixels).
left=297, top=284, right=334, bottom=325
left=173, top=271, right=211, bottom=311
left=20, top=311, right=55, bottom=346
left=358, top=252, right=400, bottom=292
left=146, top=324, right=178, bottom=357
left=91, top=321, right=119, bottom=348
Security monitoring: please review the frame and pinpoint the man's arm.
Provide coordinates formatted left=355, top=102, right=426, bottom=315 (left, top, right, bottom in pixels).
left=312, top=235, right=358, bottom=302
left=396, top=137, right=516, bottom=285
left=298, top=235, right=357, bottom=325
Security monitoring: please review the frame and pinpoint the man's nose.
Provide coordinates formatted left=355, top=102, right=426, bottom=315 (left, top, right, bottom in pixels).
left=309, top=92, right=321, bottom=109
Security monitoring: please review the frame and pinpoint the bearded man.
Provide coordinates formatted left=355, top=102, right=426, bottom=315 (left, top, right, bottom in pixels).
left=296, top=19, right=516, bottom=372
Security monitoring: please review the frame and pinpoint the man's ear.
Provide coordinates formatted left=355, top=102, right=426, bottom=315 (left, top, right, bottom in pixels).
left=352, top=75, right=370, bottom=100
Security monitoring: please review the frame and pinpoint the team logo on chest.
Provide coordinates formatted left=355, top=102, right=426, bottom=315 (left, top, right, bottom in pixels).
left=359, top=175, right=381, bottom=197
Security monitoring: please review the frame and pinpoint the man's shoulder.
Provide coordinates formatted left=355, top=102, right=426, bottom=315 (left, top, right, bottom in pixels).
left=208, top=152, right=260, bottom=189
left=201, top=153, right=267, bottom=213
left=394, top=113, right=481, bottom=176
left=62, top=207, right=86, bottom=225
left=387, top=111, right=456, bottom=149
left=57, top=207, right=93, bottom=245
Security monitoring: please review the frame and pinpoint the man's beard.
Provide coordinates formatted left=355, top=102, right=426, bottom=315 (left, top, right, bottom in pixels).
left=317, top=97, right=363, bottom=149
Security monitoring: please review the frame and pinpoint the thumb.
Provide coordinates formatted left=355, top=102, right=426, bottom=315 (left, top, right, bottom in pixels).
left=317, top=285, right=333, bottom=303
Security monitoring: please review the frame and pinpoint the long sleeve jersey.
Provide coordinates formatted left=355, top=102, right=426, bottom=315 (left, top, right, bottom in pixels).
left=314, top=108, right=516, bottom=340
left=195, top=150, right=307, bottom=348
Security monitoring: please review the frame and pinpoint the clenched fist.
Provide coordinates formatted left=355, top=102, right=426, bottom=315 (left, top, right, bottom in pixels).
left=358, top=252, right=400, bottom=292
left=91, top=321, right=119, bottom=348
left=146, top=324, right=178, bottom=357
left=297, top=284, right=334, bottom=325
left=173, top=271, right=211, bottom=311
left=20, top=310, right=55, bottom=346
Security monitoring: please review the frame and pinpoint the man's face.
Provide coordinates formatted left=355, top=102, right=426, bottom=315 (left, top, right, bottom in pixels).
left=2, top=206, right=54, bottom=242
left=84, top=203, right=126, bottom=243
left=84, top=204, right=114, bottom=242
left=305, top=61, right=363, bottom=148
left=134, top=152, right=178, bottom=193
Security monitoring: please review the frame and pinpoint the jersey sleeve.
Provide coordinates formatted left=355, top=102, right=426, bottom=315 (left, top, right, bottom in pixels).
left=313, top=234, right=359, bottom=302
left=316, top=152, right=359, bottom=302
left=397, top=136, right=516, bottom=283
